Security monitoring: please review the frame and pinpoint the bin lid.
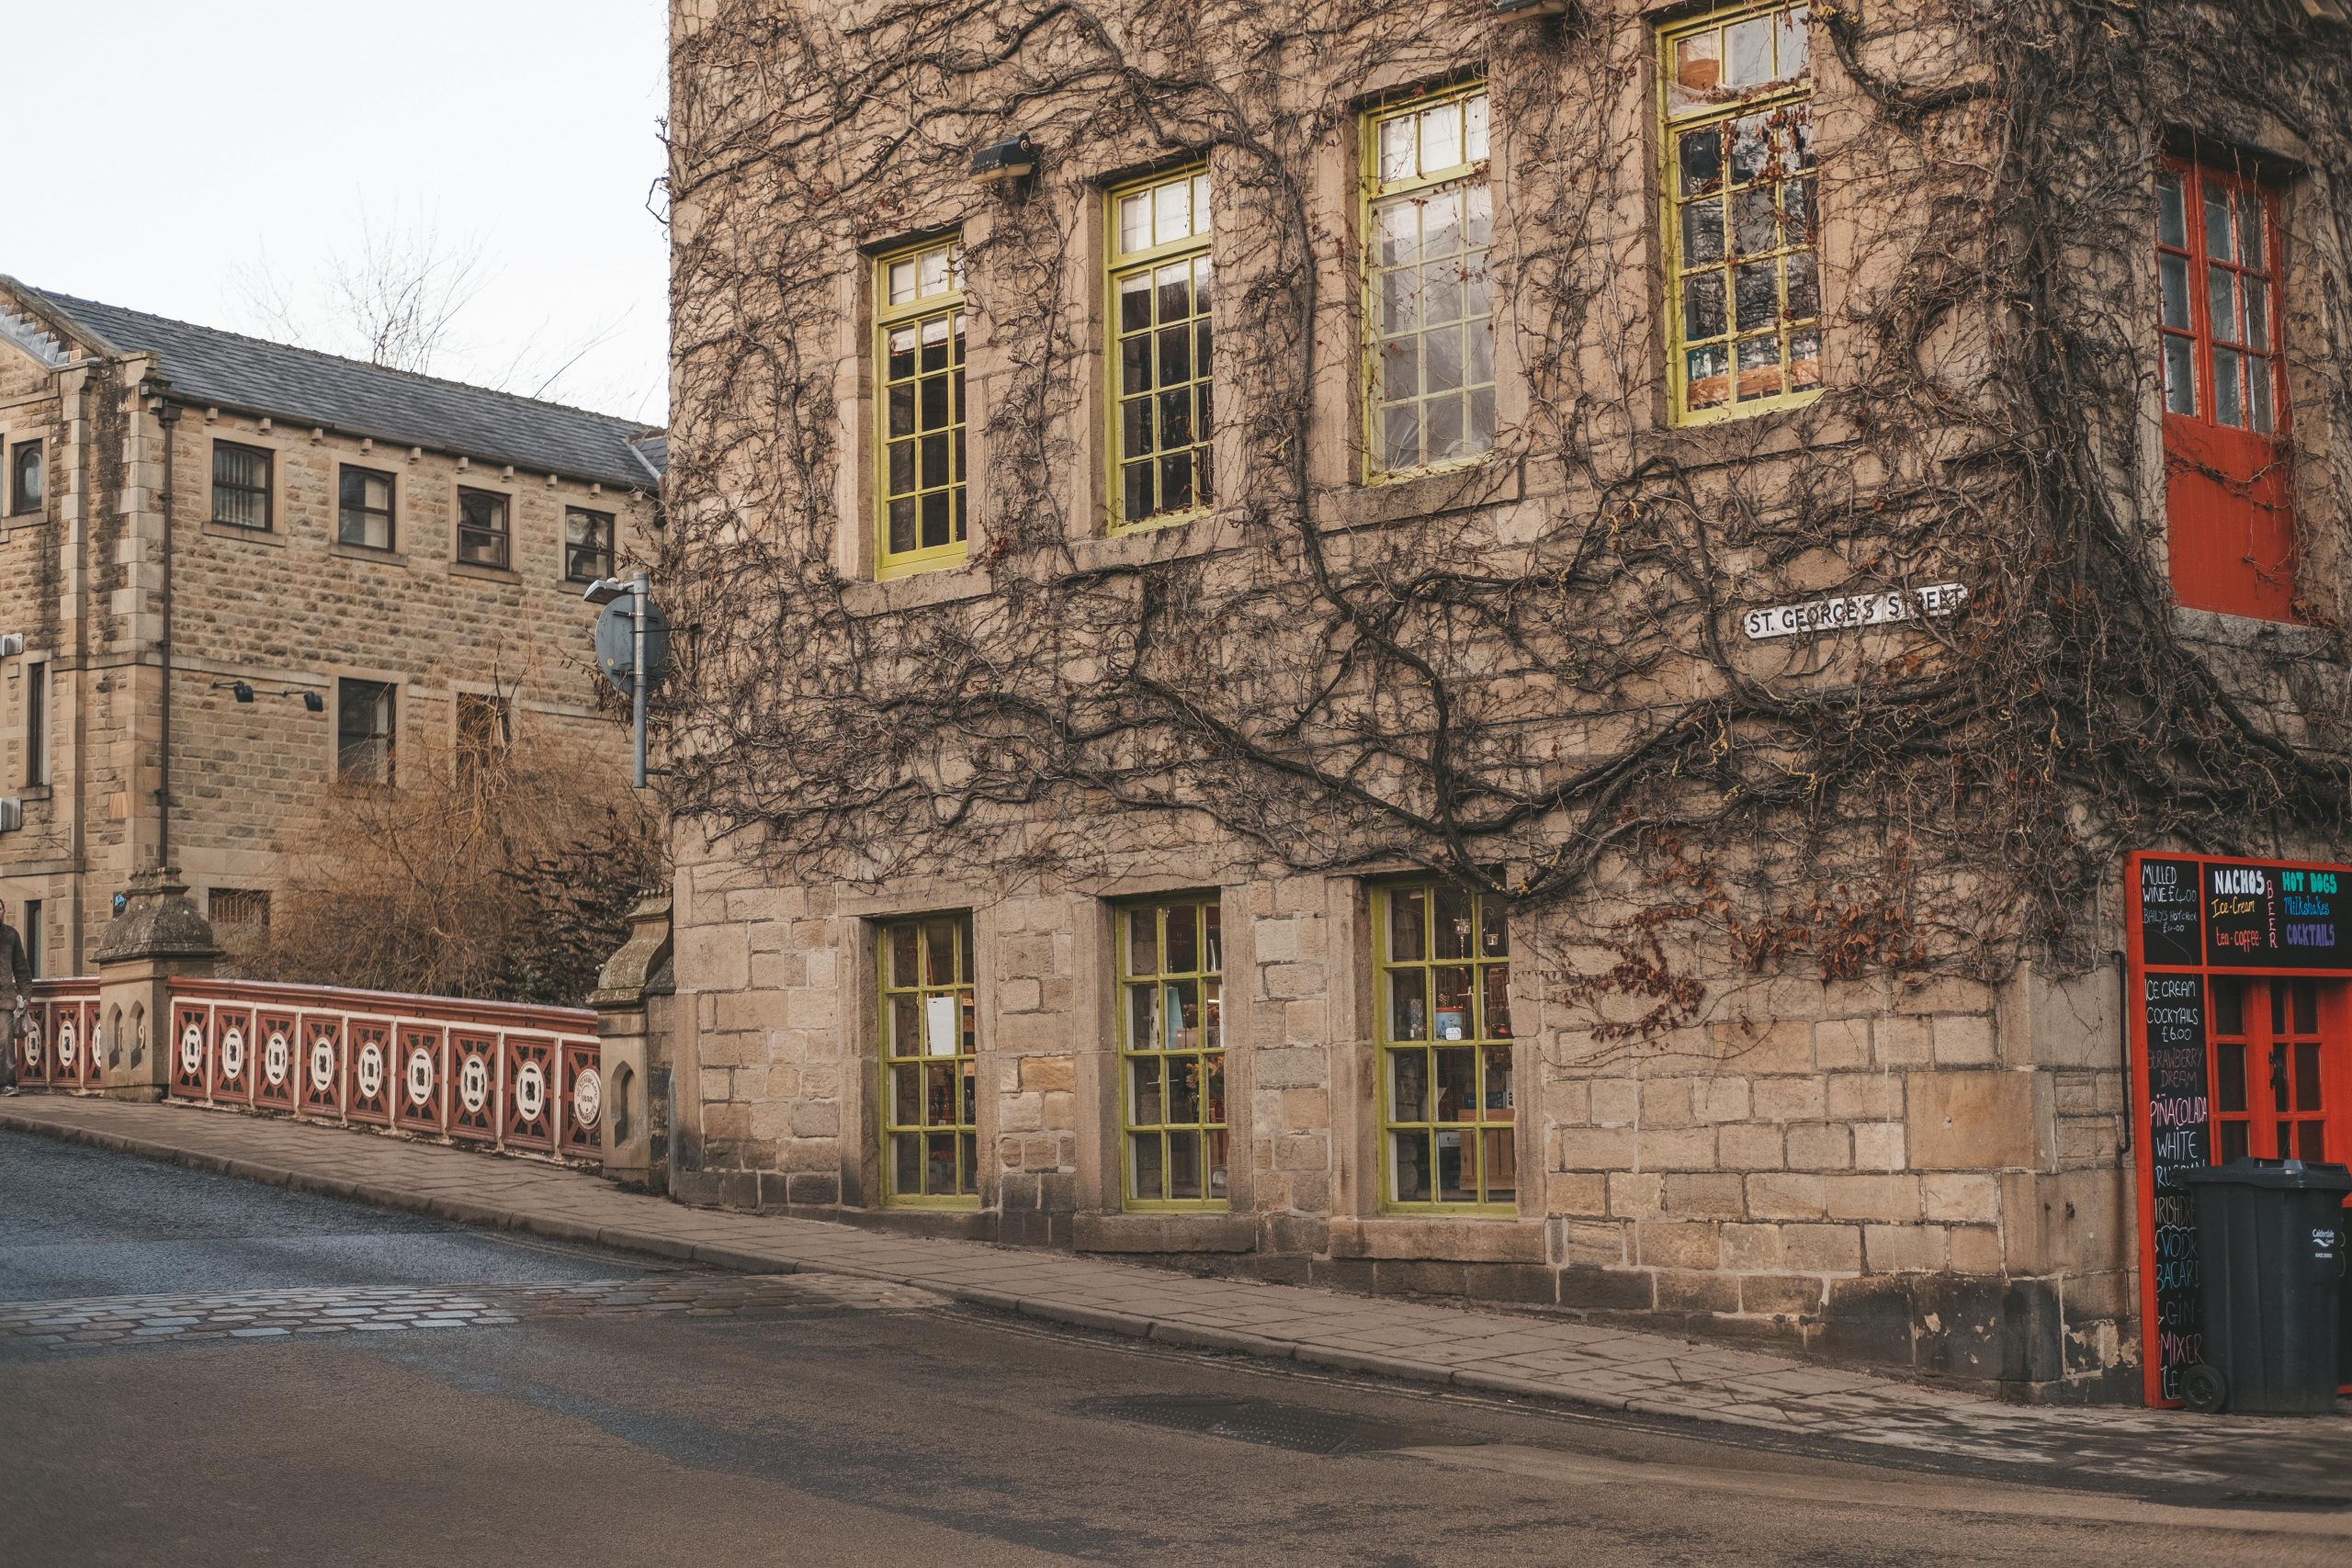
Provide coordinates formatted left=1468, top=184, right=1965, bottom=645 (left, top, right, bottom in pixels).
left=2181, top=1158, right=2352, bottom=1193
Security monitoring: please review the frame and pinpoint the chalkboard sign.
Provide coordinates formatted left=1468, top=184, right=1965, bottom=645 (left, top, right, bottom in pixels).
left=2136, top=857, right=2202, bottom=967
left=2203, top=859, right=2352, bottom=968
left=2141, top=970, right=2210, bottom=1402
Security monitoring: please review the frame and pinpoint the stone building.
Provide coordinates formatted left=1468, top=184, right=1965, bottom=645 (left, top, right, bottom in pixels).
left=0, top=279, right=662, bottom=977
left=646, top=0, right=2352, bottom=1402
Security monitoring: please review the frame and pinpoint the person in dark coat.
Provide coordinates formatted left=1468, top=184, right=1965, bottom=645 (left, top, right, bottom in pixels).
left=0, top=906, right=28, bottom=1095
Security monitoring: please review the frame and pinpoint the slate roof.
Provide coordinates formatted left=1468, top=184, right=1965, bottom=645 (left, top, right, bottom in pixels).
left=12, top=282, right=662, bottom=491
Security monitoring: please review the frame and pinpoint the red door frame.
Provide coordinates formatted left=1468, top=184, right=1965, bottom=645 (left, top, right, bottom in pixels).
left=2128, top=851, right=2352, bottom=1406
left=2158, top=153, right=2295, bottom=622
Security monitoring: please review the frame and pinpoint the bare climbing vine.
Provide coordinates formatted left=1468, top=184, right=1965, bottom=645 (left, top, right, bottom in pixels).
left=653, top=0, right=2352, bottom=1043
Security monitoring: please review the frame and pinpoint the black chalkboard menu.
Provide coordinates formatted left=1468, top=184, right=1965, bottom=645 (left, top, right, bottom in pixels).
left=2139, top=969, right=2210, bottom=1401
left=2135, top=857, right=2202, bottom=967
left=2200, top=859, right=2352, bottom=968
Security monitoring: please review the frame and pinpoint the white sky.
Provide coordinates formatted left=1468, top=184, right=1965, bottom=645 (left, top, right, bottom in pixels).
left=12, top=1, right=671, bottom=425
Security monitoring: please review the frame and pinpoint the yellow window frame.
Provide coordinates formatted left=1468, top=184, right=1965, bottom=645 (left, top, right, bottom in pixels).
left=1371, top=880, right=1517, bottom=1214
left=1104, top=165, right=1215, bottom=532
left=876, top=913, right=981, bottom=1208
left=873, top=236, right=969, bottom=580
left=1360, top=80, right=1497, bottom=483
left=1114, top=895, right=1229, bottom=1211
left=1658, top=1, right=1821, bottom=425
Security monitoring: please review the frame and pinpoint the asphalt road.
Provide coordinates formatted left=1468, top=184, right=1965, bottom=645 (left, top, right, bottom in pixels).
left=1, top=1130, right=2341, bottom=1567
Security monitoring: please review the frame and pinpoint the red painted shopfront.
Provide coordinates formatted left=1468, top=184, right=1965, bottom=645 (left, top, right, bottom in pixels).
left=2128, top=852, right=2352, bottom=1406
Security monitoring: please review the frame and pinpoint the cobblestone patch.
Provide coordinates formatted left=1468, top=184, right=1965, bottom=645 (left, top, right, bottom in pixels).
left=0, top=1272, right=946, bottom=1354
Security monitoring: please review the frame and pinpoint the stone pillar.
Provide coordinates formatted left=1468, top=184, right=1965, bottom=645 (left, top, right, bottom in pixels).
left=589, top=893, right=674, bottom=1190
left=91, top=868, right=219, bottom=1101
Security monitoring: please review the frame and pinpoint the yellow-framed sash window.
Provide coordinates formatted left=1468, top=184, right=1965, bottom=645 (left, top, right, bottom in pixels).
left=875, top=237, right=968, bottom=578
left=1373, top=882, right=1515, bottom=1212
left=1116, top=896, right=1227, bottom=1207
left=877, top=913, right=980, bottom=1205
left=1660, top=1, right=1819, bottom=423
left=1108, top=167, right=1215, bottom=528
left=1364, top=83, right=1496, bottom=478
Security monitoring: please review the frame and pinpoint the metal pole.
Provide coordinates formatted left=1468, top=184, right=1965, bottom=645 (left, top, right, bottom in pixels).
left=630, top=570, right=649, bottom=790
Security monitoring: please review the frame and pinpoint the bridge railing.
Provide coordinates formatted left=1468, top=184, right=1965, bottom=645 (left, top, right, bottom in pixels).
left=15, top=976, right=603, bottom=1166
left=17, top=977, right=102, bottom=1090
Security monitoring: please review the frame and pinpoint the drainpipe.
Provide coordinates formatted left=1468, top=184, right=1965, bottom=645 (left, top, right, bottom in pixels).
left=151, top=393, right=179, bottom=872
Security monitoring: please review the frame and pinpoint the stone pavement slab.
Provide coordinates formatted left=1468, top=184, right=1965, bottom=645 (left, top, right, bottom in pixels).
left=6, top=1093, right=2349, bottom=1503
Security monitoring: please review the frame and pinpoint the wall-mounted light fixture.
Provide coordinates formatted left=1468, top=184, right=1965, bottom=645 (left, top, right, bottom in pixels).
left=1493, top=0, right=1572, bottom=19
left=212, top=680, right=325, bottom=713
left=970, top=135, right=1037, bottom=194
left=2304, top=0, right=2348, bottom=22
left=0, top=633, right=23, bottom=660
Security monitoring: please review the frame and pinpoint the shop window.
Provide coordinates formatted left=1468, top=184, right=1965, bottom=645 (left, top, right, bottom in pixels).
left=211, top=441, right=274, bottom=529
left=339, top=466, right=396, bottom=550
left=2207, top=976, right=2332, bottom=1163
left=565, top=507, right=614, bottom=581
left=2158, top=157, right=2294, bottom=621
left=874, top=237, right=967, bottom=579
left=1366, top=83, right=1496, bottom=475
left=335, top=678, right=396, bottom=784
left=9, top=438, right=41, bottom=515
left=877, top=913, right=979, bottom=1203
left=457, top=488, right=510, bottom=570
left=1117, top=896, right=1227, bottom=1207
left=1109, top=167, right=1215, bottom=527
left=1373, top=882, right=1516, bottom=1211
left=1660, top=2, right=1819, bottom=423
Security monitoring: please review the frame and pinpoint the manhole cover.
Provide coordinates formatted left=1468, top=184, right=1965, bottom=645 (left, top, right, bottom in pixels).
left=1079, top=1394, right=1459, bottom=1457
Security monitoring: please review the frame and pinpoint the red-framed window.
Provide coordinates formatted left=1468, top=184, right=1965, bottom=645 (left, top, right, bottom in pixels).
left=2157, top=156, right=2294, bottom=621
left=2206, top=975, right=2336, bottom=1165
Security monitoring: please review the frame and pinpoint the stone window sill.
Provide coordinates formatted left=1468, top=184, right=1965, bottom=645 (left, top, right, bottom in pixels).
left=1312, top=457, right=1524, bottom=533
left=449, top=560, right=522, bottom=585
left=2169, top=604, right=2342, bottom=661
left=839, top=564, right=995, bottom=616
left=332, top=543, right=408, bottom=568
left=202, top=522, right=285, bottom=548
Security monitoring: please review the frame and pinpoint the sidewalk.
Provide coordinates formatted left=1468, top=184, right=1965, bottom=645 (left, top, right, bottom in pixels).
left=6, top=1094, right=2348, bottom=1505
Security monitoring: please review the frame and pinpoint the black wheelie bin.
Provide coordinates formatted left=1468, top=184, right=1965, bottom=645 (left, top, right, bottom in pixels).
left=2177, top=1158, right=2352, bottom=1415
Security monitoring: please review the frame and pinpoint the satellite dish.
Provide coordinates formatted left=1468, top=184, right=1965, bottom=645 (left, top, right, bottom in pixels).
left=594, top=595, right=672, bottom=698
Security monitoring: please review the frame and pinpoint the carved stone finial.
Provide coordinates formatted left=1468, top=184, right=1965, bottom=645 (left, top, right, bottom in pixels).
left=589, top=893, right=673, bottom=1010
left=92, top=867, right=221, bottom=966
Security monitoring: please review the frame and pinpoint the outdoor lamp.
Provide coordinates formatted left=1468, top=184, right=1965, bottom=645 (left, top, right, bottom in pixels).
left=969, top=135, right=1037, bottom=192
left=1493, top=0, right=1573, bottom=17
left=582, top=577, right=629, bottom=606
left=212, top=679, right=322, bottom=711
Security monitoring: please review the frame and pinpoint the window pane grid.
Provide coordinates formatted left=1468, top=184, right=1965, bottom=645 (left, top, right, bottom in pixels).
left=9, top=441, right=41, bottom=516
left=2158, top=163, right=2283, bottom=435
left=1661, top=3, right=1819, bottom=422
left=338, top=466, right=394, bottom=550
left=211, top=442, right=273, bottom=529
left=457, top=489, right=509, bottom=569
left=1375, top=884, right=1515, bottom=1211
left=1118, top=898, right=1227, bottom=1208
left=565, top=507, right=615, bottom=581
left=878, top=915, right=980, bottom=1203
left=1111, top=168, right=1215, bottom=527
left=1366, top=87, right=1496, bottom=477
left=876, top=239, right=969, bottom=577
